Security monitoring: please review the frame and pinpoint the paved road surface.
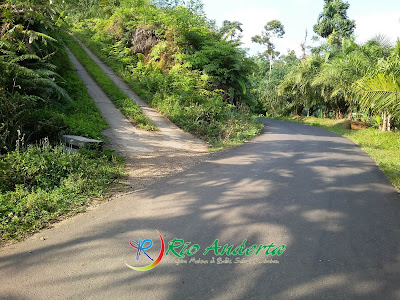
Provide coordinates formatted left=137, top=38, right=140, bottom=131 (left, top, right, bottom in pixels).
left=1, top=119, right=399, bottom=299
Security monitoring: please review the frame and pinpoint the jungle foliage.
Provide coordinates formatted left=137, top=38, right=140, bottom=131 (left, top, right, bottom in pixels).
left=251, top=0, right=399, bottom=132
left=60, top=0, right=263, bottom=146
left=0, top=0, right=123, bottom=242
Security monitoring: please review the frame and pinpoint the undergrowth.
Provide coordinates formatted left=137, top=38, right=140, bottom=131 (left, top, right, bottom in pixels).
left=0, top=36, right=125, bottom=243
left=72, top=27, right=263, bottom=148
left=0, top=140, right=124, bottom=242
left=60, top=32, right=157, bottom=131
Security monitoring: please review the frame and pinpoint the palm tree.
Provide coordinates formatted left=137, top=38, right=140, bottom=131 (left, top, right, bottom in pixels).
left=355, top=40, right=400, bottom=131
left=312, top=39, right=371, bottom=118
left=278, top=54, right=324, bottom=116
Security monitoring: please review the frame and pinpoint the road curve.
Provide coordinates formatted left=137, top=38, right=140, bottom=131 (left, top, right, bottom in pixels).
left=0, top=119, right=399, bottom=299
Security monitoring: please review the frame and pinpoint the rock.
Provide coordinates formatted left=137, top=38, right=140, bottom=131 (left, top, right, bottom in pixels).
left=61, top=135, right=102, bottom=149
left=341, top=120, right=351, bottom=130
left=351, top=121, right=370, bottom=130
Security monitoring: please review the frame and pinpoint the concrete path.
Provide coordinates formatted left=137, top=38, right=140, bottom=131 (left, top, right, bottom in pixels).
left=66, top=43, right=207, bottom=155
left=1, top=119, right=399, bottom=299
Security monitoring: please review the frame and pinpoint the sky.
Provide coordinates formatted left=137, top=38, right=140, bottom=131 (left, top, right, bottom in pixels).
left=200, top=0, right=400, bottom=57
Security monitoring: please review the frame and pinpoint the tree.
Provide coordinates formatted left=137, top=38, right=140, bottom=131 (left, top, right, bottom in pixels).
left=313, top=0, right=355, bottom=46
left=188, top=38, right=252, bottom=104
left=251, top=20, right=285, bottom=75
left=219, top=20, right=243, bottom=41
left=251, top=50, right=299, bottom=115
left=278, top=54, right=324, bottom=116
left=312, top=39, right=371, bottom=118
left=356, top=41, right=400, bottom=130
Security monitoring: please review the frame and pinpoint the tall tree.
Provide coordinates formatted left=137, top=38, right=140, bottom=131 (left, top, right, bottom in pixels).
left=312, top=39, right=371, bottom=118
left=251, top=20, right=285, bottom=75
left=278, top=54, right=324, bottom=116
left=219, top=20, right=243, bottom=41
left=313, top=0, right=355, bottom=46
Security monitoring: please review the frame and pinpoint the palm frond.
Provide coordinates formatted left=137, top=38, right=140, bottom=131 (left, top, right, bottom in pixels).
left=22, top=30, right=58, bottom=45
left=356, top=73, right=400, bottom=117
left=10, top=54, right=41, bottom=63
left=30, top=77, right=72, bottom=102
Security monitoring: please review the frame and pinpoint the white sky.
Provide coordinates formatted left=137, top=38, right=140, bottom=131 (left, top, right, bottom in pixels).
left=201, top=0, right=400, bottom=57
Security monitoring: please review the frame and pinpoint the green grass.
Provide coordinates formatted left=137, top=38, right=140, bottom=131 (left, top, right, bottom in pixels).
left=279, top=116, right=400, bottom=192
left=52, top=47, right=109, bottom=140
left=73, top=30, right=127, bottom=78
left=0, top=141, right=124, bottom=242
left=71, top=29, right=264, bottom=149
left=60, top=32, right=158, bottom=131
left=0, top=43, right=125, bottom=244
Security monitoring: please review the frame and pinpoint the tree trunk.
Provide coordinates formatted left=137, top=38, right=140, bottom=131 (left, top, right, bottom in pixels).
left=292, top=105, right=304, bottom=116
left=269, top=53, right=273, bottom=82
left=335, top=108, right=344, bottom=119
left=307, top=107, right=314, bottom=117
left=323, top=107, right=329, bottom=118
left=347, top=104, right=353, bottom=120
left=381, top=112, right=388, bottom=132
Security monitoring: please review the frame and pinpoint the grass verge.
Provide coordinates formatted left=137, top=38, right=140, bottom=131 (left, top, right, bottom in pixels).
left=53, top=47, right=109, bottom=139
left=0, top=44, right=125, bottom=244
left=0, top=141, right=124, bottom=243
left=60, top=32, right=158, bottom=131
left=279, top=116, right=400, bottom=192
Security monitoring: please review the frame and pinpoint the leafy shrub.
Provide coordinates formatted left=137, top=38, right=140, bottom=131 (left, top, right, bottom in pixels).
left=71, top=8, right=264, bottom=147
left=60, top=32, right=158, bottom=131
left=0, top=140, right=124, bottom=241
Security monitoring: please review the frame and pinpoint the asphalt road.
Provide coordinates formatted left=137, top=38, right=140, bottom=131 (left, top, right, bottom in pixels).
left=1, top=119, right=399, bottom=300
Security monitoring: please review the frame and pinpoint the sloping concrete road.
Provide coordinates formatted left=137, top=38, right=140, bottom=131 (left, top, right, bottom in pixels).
left=66, top=42, right=207, bottom=154
left=1, top=119, right=399, bottom=299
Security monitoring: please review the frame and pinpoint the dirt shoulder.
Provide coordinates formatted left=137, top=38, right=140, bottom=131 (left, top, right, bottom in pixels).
left=119, top=151, right=211, bottom=192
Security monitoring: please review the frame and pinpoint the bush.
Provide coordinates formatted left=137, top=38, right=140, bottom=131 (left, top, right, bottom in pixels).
left=60, top=32, right=157, bottom=131
left=68, top=3, right=263, bottom=148
left=0, top=140, right=124, bottom=241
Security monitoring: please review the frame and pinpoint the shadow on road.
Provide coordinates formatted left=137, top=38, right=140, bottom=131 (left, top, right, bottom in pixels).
left=0, top=119, right=399, bottom=299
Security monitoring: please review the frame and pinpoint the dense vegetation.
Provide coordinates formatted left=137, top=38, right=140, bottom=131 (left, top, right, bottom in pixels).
left=0, top=0, right=398, bottom=242
left=0, top=0, right=123, bottom=242
left=254, top=0, right=400, bottom=133
left=62, top=0, right=263, bottom=146
left=0, top=141, right=123, bottom=241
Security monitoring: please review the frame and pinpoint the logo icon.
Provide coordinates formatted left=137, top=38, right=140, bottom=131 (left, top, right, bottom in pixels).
left=125, top=231, right=165, bottom=271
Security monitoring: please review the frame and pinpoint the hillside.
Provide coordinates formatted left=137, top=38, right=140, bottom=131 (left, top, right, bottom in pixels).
left=0, top=0, right=263, bottom=242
